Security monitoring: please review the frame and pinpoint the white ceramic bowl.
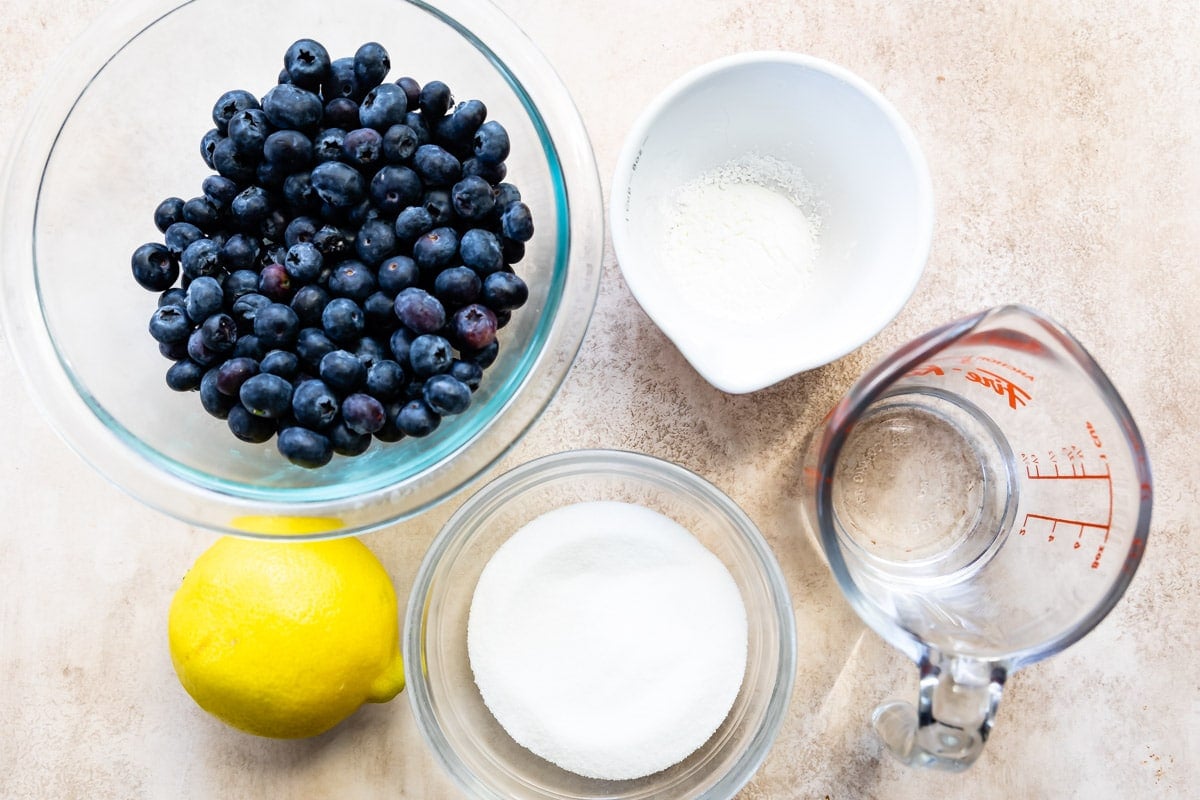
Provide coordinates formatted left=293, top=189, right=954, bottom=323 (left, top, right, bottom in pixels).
left=610, top=52, right=933, bottom=394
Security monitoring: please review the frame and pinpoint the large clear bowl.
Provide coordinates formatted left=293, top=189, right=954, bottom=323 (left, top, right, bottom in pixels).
left=405, top=449, right=797, bottom=800
left=0, top=0, right=603, bottom=537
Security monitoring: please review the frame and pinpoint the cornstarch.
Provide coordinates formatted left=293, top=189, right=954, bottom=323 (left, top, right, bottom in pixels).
left=466, top=500, right=748, bottom=781
left=662, top=153, right=821, bottom=322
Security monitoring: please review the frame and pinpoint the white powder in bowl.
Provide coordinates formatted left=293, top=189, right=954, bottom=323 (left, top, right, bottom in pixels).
left=660, top=153, right=821, bottom=322
left=466, top=500, right=749, bottom=781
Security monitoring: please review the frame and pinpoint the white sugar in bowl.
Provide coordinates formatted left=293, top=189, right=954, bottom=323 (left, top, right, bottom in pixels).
left=610, top=52, right=934, bottom=393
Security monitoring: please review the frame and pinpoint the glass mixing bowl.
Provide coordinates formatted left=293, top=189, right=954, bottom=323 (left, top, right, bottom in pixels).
left=405, top=449, right=797, bottom=800
left=0, top=0, right=603, bottom=537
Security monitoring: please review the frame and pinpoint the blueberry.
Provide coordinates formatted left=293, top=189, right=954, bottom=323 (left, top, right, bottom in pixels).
left=164, top=222, right=204, bottom=257
left=353, top=42, right=391, bottom=90
left=337, top=128, right=380, bottom=172
left=183, top=196, right=221, bottom=231
left=320, top=349, right=366, bottom=394
left=418, top=80, right=452, bottom=119
left=284, top=38, right=331, bottom=89
left=482, top=271, right=528, bottom=311
left=200, top=129, right=222, bottom=170
left=261, top=83, right=323, bottom=130
left=323, top=57, right=360, bottom=101
left=461, top=157, right=506, bottom=184
left=378, top=254, right=419, bottom=294
left=159, top=339, right=190, bottom=361
left=453, top=303, right=498, bottom=350
left=231, top=186, right=272, bottom=228
left=423, top=373, right=472, bottom=416
left=201, top=368, right=237, bottom=419
left=394, top=287, right=446, bottom=334
left=502, top=237, right=525, bottom=264
left=180, top=238, right=222, bottom=280
left=329, top=420, right=371, bottom=456
left=472, top=119, right=510, bottom=164
left=405, top=110, right=432, bottom=147
left=159, top=287, right=188, bottom=310
left=202, top=175, right=239, bottom=210
left=212, top=89, right=259, bottom=134
left=291, top=379, right=339, bottom=428
left=451, top=175, right=495, bottom=221
left=352, top=217, right=396, bottom=267
left=449, top=359, right=483, bottom=391
left=389, top=326, right=416, bottom=365
left=412, top=226, right=459, bottom=271
left=493, top=182, right=522, bottom=210
left=232, top=334, right=266, bottom=360
left=131, top=242, right=178, bottom=291
left=459, top=228, right=503, bottom=274
left=185, top=276, right=224, bottom=323
left=501, top=201, right=534, bottom=242
left=313, top=127, right=346, bottom=162
left=369, top=165, right=421, bottom=215
left=434, top=266, right=481, bottom=307
left=422, top=189, right=456, bottom=227
left=381, top=124, right=418, bottom=163
left=253, top=302, right=300, bottom=349
left=310, top=161, right=366, bottom=208
left=296, top=326, right=336, bottom=370
left=284, top=241, right=323, bottom=283
left=227, top=404, right=277, bottom=443
left=393, top=206, right=434, bottom=244
left=359, top=82, right=407, bottom=132
left=257, top=263, right=293, bottom=302
left=413, top=144, right=462, bottom=187
left=290, top=284, right=330, bottom=326
left=154, top=197, right=185, bottom=233
left=239, top=373, right=293, bottom=418
left=373, top=401, right=407, bottom=442
left=395, top=76, right=421, bottom=107
left=436, top=99, right=487, bottom=154
left=361, top=292, right=394, bottom=335
left=321, top=297, right=366, bottom=344
left=211, top=136, right=258, bottom=183
left=148, top=305, right=191, bottom=344
left=462, top=339, right=499, bottom=368
left=408, top=333, right=453, bottom=377
left=215, top=356, right=260, bottom=395
left=283, top=171, right=321, bottom=213
left=396, top=399, right=441, bottom=437
left=263, top=129, right=313, bottom=171
left=312, top=224, right=352, bottom=258
left=277, top=426, right=333, bottom=468
left=328, top=259, right=378, bottom=300
left=354, top=335, right=389, bottom=369
left=284, top=216, right=320, bottom=248
left=323, top=97, right=359, bottom=128
left=366, top=359, right=406, bottom=401
left=228, top=108, right=270, bottom=155
left=341, top=392, right=386, bottom=434
left=166, top=359, right=204, bottom=392
left=231, top=292, right=271, bottom=330
left=200, top=312, right=239, bottom=353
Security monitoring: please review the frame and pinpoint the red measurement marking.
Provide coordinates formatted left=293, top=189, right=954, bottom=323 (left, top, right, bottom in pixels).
left=965, top=368, right=1032, bottom=409
left=1087, top=421, right=1103, bottom=448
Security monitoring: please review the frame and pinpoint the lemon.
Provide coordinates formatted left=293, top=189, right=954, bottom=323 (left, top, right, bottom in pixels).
left=168, top=535, right=406, bottom=739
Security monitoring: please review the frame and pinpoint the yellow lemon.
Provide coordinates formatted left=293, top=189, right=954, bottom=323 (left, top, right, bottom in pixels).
left=168, top=535, right=406, bottom=739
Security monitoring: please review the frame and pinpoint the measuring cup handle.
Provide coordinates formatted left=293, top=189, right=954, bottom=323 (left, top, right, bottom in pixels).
left=871, top=654, right=1007, bottom=772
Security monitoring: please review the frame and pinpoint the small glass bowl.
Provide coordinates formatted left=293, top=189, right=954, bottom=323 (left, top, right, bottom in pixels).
left=405, top=449, right=797, bottom=800
left=0, top=0, right=603, bottom=537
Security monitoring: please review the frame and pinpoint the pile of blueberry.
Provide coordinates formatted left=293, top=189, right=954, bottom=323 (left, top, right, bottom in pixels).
left=131, top=39, right=533, bottom=469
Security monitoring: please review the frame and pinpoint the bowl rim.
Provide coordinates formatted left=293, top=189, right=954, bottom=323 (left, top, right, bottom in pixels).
left=609, top=50, right=935, bottom=394
left=404, top=447, right=798, bottom=800
left=0, top=0, right=605, bottom=537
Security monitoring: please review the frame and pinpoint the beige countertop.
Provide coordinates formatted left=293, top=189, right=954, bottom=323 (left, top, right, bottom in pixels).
left=2, top=1, right=1198, bottom=797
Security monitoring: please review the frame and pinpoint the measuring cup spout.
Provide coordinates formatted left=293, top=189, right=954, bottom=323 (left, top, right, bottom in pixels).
left=871, top=652, right=1007, bottom=772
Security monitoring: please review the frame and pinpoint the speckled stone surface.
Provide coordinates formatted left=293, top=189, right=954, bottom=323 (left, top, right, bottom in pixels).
left=1, top=1, right=1197, bottom=798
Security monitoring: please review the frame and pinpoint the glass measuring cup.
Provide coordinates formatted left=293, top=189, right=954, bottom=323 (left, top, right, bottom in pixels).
left=801, top=304, right=1152, bottom=771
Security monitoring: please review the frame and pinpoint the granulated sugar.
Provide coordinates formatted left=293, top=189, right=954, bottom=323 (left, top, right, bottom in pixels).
left=466, top=500, right=748, bottom=781
left=661, top=153, right=821, bottom=322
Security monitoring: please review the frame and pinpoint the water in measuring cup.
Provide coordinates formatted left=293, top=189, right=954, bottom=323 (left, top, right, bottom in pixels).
left=830, top=388, right=1017, bottom=588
